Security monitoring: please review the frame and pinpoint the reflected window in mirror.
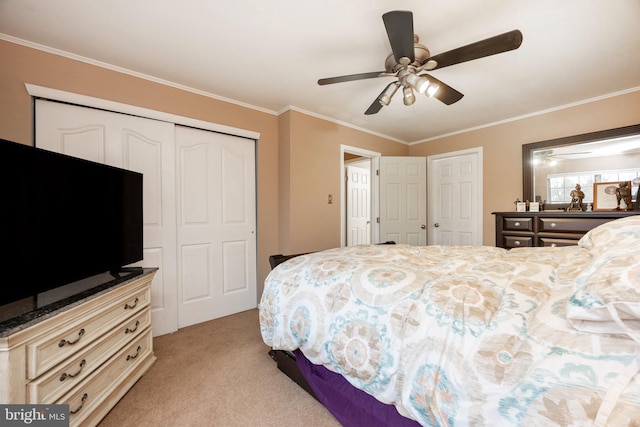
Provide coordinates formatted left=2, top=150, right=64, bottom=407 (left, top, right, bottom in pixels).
left=523, top=124, right=640, bottom=210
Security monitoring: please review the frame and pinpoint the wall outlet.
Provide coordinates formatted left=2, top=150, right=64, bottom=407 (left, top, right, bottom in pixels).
left=328, top=194, right=333, bottom=204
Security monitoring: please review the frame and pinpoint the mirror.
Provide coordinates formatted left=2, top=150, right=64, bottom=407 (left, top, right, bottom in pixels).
left=523, top=124, right=640, bottom=210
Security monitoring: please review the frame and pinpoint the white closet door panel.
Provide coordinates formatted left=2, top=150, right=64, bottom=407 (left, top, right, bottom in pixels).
left=175, top=126, right=257, bottom=328
left=35, top=99, right=178, bottom=336
left=36, top=102, right=107, bottom=163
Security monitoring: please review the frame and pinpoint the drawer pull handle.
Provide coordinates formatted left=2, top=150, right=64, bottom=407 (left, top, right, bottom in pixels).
left=514, top=240, right=521, bottom=246
left=550, top=222, right=557, bottom=228
left=59, top=329, right=85, bottom=347
left=60, top=359, right=87, bottom=381
left=124, top=298, right=139, bottom=310
left=70, top=393, right=88, bottom=414
left=127, top=345, right=142, bottom=361
left=125, top=321, right=140, bottom=334
left=514, top=221, right=521, bottom=227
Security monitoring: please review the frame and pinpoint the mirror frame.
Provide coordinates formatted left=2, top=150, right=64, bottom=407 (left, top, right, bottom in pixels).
left=522, top=123, right=640, bottom=209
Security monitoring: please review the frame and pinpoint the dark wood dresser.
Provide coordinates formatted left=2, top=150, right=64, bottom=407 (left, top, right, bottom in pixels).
left=493, top=211, right=639, bottom=249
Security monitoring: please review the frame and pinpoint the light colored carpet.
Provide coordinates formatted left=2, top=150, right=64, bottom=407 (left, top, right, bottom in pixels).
left=99, top=309, right=341, bottom=426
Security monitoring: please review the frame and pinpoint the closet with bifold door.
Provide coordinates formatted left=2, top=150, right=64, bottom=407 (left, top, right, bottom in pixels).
left=35, top=99, right=257, bottom=336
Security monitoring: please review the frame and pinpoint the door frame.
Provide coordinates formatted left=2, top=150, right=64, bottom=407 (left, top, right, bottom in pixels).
left=26, top=84, right=259, bottom=140
left=340, top=145, right=380, bottom=247
left=427, top=147, right=483, bottom=245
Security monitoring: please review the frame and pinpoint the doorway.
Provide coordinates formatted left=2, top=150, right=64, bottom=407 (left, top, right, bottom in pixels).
left=340, top=145, right=380, bottom=247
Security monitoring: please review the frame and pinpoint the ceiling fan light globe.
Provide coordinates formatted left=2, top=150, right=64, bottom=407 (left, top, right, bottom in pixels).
left=413, top=76, right=430, bottom=94
left=426, top=83, right=439, bottom=97
left=402, top=86, right=415, bottom=106
left=403, top=73, right=428, bottom=94
left=379, top=83, right=400, bottom=106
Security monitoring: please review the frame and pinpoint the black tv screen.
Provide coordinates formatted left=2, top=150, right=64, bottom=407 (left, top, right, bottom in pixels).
left=0, top=138, right=143, bottom=307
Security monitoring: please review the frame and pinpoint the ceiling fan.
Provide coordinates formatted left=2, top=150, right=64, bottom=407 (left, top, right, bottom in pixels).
left=318, top=10, right=523, bottom=115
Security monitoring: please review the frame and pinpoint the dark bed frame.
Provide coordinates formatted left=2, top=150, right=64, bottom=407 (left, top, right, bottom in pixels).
left=266, top=242, right=396, bottom=400
left=268, top=252, right=319, bottom=399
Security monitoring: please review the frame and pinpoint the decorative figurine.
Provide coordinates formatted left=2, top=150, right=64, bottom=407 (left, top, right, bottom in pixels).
left=568, top=183, right=584, bottom=211
left=615, top=181, right=632, bottom=210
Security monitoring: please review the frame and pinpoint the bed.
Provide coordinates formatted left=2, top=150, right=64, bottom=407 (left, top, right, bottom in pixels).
left=259, top=216, right=640, bottom=426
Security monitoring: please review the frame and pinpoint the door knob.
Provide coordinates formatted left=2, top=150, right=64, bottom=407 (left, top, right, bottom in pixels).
left=434, top=223, right=439, bottom=228
left=421, top=224, right=426, bottom=229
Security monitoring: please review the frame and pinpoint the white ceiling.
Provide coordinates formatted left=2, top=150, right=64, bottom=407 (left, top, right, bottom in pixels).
left=1, top=0, right=639, bottom=144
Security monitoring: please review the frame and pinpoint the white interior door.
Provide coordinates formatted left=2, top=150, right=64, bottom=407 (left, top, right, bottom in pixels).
left=428, top=148, right=483, bottom=246
left=379, top=156, right=427, bottom=245
left=346, top=164, right=371, bottom=246
left=35, top=99, right=178, bottom=336
left=175, top=126, right=257, bottom=328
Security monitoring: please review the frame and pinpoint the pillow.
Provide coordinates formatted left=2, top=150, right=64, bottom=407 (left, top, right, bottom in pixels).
left=578, top=215, right=640, bottom=251
left=567, top=245, right=640, bottom=341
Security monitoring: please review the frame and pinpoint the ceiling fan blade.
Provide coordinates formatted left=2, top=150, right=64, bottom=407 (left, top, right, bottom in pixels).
left=318, top=71, right=385, bottom=85
left=425, top=30, right=523, bottom=70
left=382, top=10, right=415, bottom=64
left=420, top=74, right=464, bottom=105
left=364, top=98, right=384, bottom=115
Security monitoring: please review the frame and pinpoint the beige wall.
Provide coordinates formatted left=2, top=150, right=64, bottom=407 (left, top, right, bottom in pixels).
left=280, top=110, right=408, bottom=254
left=409, top=90, right=640, bottom=245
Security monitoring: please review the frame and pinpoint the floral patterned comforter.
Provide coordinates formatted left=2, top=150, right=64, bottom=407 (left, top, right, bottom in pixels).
left=259, top=242, right=640, bottom=426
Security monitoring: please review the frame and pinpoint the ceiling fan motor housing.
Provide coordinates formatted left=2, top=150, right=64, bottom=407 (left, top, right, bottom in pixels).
left=384, top=37, right=431, bottom=73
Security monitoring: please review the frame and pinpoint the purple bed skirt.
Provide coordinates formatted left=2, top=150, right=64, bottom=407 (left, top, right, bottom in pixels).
left=293, top=349, right=421, bottom=427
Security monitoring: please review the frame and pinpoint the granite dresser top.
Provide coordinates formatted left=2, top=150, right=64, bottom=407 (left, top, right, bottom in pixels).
left=0, top=268, right=157, bottom=338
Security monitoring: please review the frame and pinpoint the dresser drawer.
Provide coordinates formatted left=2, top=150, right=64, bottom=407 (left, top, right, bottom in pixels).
left=59, top=329, right=153, bottom=427
left=503, top=235, right=534, bottom=248
left=538, top=238, right=580, bottom=248
left=26, top=286, right=150, bottom=379
left=502, top=217, right=534, bottom=232
left=27, top=309, right=151, bottom=403
left=538, top=217, right=612, bottom=233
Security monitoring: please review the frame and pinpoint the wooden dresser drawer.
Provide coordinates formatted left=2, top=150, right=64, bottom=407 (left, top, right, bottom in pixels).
left=27, top=309, right=151, bottom=403
left=503, top=235, right=534, bottom=248
left=538, top=217, right=613, bottom=233
left=59, top=329, right=154, bottom=427
left=26, top=286, right=150, bottom=379
left=538, top=238, right=580, bottom=247
left=502, top=217, right=534, bottom=232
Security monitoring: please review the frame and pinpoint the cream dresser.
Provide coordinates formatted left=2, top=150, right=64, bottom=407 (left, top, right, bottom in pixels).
left=0, top=269, right=157, bottom=426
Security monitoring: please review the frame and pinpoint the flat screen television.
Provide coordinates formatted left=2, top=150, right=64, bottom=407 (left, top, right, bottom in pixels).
left=0, top=138, right=143, bottom=308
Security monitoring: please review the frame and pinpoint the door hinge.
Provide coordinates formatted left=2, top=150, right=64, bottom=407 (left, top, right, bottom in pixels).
left=376, top=217, right=380, bottom=224
left=376, top=169, right=379, bottom=176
